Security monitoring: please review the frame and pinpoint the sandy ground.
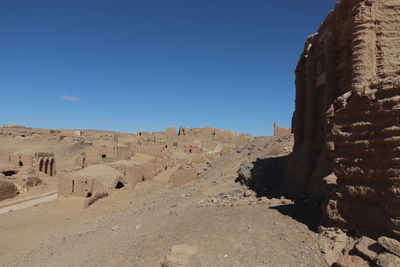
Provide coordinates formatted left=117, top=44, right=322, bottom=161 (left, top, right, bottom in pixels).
left=0, top=150, right=326, bottom=267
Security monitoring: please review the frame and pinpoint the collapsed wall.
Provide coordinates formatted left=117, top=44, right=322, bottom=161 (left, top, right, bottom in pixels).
left=286, top=0, right=400, bottom=238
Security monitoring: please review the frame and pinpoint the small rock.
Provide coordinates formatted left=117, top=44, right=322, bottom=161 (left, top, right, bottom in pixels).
left=135, top=224, right=141, bottom=230
left=375, top=252, right=400, bottom=267
left=112, top=225, right=118, bottom=231
left=169, top=210, right=177, bottom=216
left=378, top=236, right=400, bottom=257
left=335, top=255, right=369, bottom=267
left=243, top=190, right=252, bottom=198
left=171, top=244, right=197, bottom=256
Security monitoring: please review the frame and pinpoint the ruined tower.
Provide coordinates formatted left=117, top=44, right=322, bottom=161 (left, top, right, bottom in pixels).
left=286, top=0, right=400, bottom=238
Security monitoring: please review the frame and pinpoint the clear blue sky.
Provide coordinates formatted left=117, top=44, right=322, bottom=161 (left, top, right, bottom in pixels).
left=0, top=0, right=336, bottom=136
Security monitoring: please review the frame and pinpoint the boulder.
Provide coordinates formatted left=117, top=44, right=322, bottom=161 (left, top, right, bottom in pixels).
left=375, top=252, right=400, bottom=267
left=355, top=236, right=382, bottom=261
left=378, top=237, right=400, bottom=257
left=335, top=255, right=369, bottom=267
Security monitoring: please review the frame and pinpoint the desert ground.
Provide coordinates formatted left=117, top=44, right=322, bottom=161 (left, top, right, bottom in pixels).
left=0, top=127, right=327, bottom=267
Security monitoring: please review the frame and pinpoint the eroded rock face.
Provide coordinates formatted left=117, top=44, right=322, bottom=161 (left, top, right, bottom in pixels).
left=0, top=179, right=19, bottom=201
left=287, top=0, right=400, bottom=238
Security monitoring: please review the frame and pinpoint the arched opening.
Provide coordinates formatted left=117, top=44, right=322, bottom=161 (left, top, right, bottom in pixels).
left=39, top=159, right=44, bottom=172
left=115, top=181, right=124, bottom=189
left=189, top=149, right=192, bottom=153
left=18, top=161, right=23, bottom=167
left=141, top=175, right=146, bottom=182
left=82, top=158, right=86, bottom=169
left=86, top=192, right=92, bottom=198
left=102, top=154, right=107, bottom=159
left=49, top=158, right=54, bottom=176
left=71, top=180, right=75, bottom=193
left=44, top=159, right=49, bottom=175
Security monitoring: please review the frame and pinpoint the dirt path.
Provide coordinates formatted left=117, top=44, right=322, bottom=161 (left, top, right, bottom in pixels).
left=0, top=191, right=57, bottom=215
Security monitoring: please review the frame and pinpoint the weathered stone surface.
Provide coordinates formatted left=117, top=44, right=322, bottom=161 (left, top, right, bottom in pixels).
left=162, top=244, right=197, bottom=267
left=375, top=252, right=400, bottom=267
left=355, top=236, right=382, bottom=261
left=286, top=0, right=400, bottom=238
left=335, top=255, right=369, bottom=267
left=0, top=179, right=18, bottom=201
left=378, top=237, right=400, bottom=257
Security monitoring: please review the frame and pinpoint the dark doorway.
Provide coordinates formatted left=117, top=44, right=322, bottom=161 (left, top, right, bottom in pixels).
left=86, top=192, right=92, bottom=198
left=39, top=159, right=44, bottom=172
left=102, top=154, right=107, bottom=159
left=115, top=181, right=124, bottom=189
left=49, top=159, right=54, bottom=176
left=18, top=161, right=23, bottom=167
left=44, top=159, right=49, bottom=174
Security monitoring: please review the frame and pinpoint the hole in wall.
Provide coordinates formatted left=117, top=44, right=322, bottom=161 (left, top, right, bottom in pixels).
left=1, top=170, right=17, bottom=176
left=115, top=181, right=124, bottom=189
left=86, top=192, right=92, bottom=198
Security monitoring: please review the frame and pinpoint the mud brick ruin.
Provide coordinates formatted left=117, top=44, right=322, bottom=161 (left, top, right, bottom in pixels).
left=273, top=122, right=291, bottom=137
left=287, top=0, right=400, bottom=238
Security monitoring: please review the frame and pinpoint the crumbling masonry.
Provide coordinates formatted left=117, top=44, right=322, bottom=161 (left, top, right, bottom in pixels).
left=286, top=0, right=400, bottom=238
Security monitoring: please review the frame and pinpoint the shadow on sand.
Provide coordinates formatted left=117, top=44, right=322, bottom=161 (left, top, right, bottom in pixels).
left=235, top=155, right=322, bottom=231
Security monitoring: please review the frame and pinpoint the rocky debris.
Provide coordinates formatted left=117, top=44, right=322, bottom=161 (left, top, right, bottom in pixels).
left=318, top=227, right=356, bottom=266
left=318, top=233, right=400, bottom=267
left=236, top=162, right=254, bottom=187
left=237, top=135, right=293, bottom=160
left=378, top=237, right=400, bottom=258
left=161, top=244, right=197, bottom=267
left=355, top=236, right=382, bottom=261
left=196, top=188, right=293, bottom=208
left=335, top=255, right=369, bottom=267
left=236, top=154, right=295, bottom=200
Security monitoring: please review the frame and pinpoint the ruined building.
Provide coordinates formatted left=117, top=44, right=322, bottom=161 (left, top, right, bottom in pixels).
left=286, top=0, right=400, bottom=238
left=273, top=122, right=291, bottom=137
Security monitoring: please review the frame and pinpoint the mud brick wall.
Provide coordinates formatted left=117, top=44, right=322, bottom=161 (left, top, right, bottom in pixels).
left=286, top=0, right=400, bottom=238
